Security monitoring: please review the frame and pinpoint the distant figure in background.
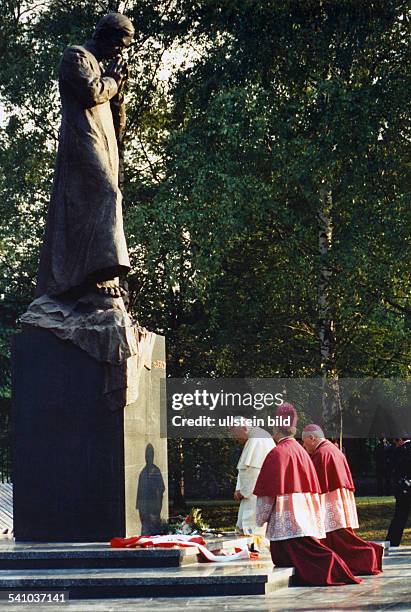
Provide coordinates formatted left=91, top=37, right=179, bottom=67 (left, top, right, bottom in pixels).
left=385, top=439, right=396, bottom=485
left=302, top=424, right=383, bottom=575
left=254, top=404, right=360, bottom=586
left=136, top=444, right=165, bottom=535
left=386, top=437, right=411, bottom=547
left=231, top=424, right=275, bottom=535
left=374, top=437, right=392, bottom=496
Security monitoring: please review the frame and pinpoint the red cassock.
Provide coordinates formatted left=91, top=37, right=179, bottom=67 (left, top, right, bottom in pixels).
left=254, top=438, right=361, bottom=586
left=311, top=439, right=383, bottom=575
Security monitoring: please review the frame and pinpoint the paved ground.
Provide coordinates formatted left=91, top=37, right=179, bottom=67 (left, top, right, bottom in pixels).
left=0, top=546, right=409, bottom=612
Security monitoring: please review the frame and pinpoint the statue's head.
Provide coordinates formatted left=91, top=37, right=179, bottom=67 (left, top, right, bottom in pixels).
left=145, top=443, right=155, bottom=465
left=93, top=13, right=134, bottom=59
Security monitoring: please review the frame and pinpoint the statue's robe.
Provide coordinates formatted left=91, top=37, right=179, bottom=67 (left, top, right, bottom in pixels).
left=36, top=42, right=130, bottom=298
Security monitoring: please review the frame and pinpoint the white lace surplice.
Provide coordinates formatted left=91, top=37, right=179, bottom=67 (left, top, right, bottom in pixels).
left=256, top=493, right=325, bottom=541
left=322, top=487, right=359, bottom=532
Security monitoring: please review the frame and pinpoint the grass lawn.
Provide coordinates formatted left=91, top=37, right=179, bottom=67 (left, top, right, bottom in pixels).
left=355, top=497, right=411, bottom=545
left=186, top=496, right=411, bottom=545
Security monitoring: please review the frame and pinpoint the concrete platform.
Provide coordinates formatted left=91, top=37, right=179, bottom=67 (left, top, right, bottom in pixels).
left=0, top=556, right=293, bottom=599
left=4, top=545, right=408, bottom=611
left=0, top=537, right=389, bottom=604
left=0, top=536, right=294, bottom=599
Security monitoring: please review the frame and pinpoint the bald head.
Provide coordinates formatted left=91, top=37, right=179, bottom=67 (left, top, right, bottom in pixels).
left=230, top=422, right=250, bottom=444
left=302, top=424, right=325, bottom=439
left=302, top=424, right=325, bottom=454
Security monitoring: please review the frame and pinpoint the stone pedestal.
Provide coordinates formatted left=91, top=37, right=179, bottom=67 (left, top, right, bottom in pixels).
left=12, top=326, right=167, bottom=542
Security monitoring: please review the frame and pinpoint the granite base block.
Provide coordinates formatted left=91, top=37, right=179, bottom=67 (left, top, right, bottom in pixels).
left=12, top=326, right=167, bottom=542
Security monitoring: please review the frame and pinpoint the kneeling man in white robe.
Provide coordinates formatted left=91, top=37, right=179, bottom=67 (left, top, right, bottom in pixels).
left=232, top=424, right=275, bottom=535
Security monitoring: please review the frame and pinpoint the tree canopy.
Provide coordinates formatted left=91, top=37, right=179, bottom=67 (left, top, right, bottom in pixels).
left=0, top=0, right=409, bottom=487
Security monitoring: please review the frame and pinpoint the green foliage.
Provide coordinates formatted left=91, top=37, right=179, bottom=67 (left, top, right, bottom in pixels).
left=148, top=0, right=411, bottom=379
left=0, top=1, right=409, bottom=490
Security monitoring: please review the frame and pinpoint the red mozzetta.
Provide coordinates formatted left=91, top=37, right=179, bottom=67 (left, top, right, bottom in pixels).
left=311, top=440, right=355, bottom=493
left=254, top=438, right=322, bottom=497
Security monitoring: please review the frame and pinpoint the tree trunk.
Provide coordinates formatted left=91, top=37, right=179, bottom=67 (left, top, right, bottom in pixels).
left=172, top=438, right=186, bottom=511
left=317, top=185, right=342, bottom=439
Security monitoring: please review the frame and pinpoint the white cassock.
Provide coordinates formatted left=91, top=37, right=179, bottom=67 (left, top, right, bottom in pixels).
left=236, top=427, right=275, bottom=535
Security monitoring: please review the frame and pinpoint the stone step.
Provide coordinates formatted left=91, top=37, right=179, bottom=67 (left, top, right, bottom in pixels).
left=0, top=537, right=252, bottom=570
left=0, top=559, right=293, bottom=599
left=0, top=546, right=184, bottom=570
left=374, top=540, right=390, bottom=556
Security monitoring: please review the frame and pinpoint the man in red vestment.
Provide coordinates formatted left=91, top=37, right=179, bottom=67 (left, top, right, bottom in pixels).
left=302, top=424, right=383, bottom=575
left=254, top=404, right=361, bottom=586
